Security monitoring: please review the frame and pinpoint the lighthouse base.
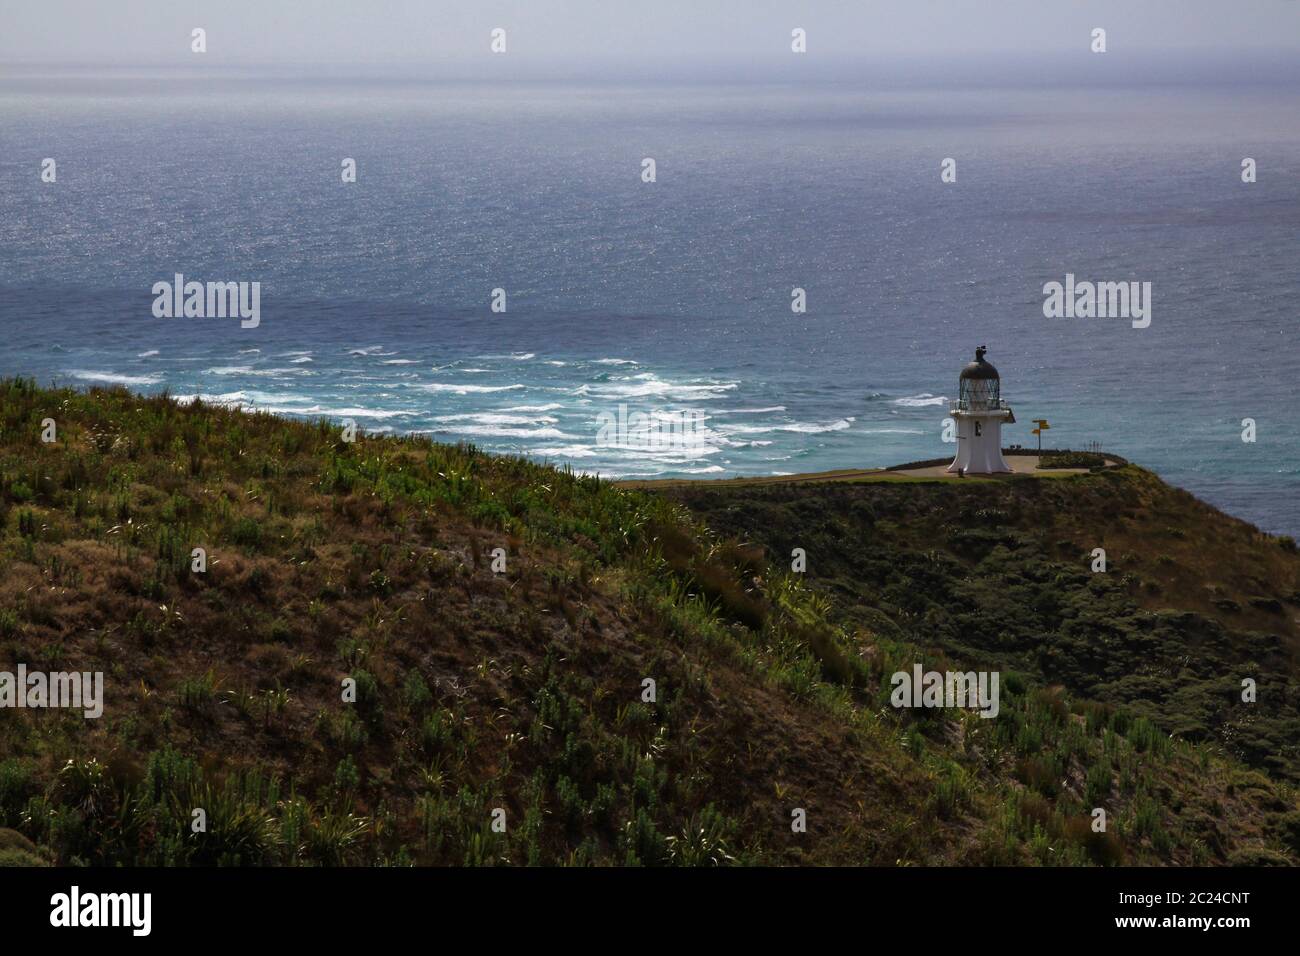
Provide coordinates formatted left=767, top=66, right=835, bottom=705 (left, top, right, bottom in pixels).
left=947, top=409, right=1013, bottom=474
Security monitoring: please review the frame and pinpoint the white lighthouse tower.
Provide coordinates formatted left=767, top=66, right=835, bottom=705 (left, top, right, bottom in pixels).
left=947, top=346, right=1015, bottom=475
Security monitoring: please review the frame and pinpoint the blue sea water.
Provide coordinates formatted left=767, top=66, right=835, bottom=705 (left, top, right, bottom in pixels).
left=1, top=67, right=1298, bottom=533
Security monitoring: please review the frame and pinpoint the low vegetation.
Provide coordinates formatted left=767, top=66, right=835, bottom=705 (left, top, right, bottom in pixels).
left=0, top=378, right=1296, bottom=865
left=1038, top=451, right=1109, bottom=469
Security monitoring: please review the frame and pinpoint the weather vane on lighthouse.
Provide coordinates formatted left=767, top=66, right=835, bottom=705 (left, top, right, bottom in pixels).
left=947, top=346, right=1016, bottom=475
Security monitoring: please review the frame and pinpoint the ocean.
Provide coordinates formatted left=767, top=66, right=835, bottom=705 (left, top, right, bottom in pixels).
left=2, top=66, right=1298, bottom=534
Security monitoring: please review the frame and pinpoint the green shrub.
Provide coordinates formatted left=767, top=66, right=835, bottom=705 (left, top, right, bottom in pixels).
left=0, top=760, right=36, bottom=826
left=230, top=516, right=263, bottom=549
left=0, top=829, right=46, bottom=866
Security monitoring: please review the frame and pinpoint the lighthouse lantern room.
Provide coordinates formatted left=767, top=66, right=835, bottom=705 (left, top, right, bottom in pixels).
left=947, top=346, right=1015, bottom=475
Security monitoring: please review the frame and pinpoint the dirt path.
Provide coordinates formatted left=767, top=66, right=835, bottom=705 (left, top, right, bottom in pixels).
left=614, top=456, right=1117, bottom=490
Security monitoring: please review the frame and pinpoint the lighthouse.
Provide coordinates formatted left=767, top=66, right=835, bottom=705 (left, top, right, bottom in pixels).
left=947, top=346, right=1015, bottom=474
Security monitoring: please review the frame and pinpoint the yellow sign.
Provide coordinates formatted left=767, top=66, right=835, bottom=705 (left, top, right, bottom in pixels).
left=1033, top=419, right=1051, bottom=429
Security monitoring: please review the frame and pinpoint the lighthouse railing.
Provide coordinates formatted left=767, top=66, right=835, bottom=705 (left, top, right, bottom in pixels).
left=954, top=398, right=1012, bottom=412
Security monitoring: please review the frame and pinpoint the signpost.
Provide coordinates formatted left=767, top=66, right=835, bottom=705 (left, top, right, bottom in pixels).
left=1031, top=419, right=1051, bottom=456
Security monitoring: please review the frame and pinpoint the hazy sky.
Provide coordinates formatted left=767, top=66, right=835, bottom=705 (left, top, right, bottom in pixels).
left=4, top=0, right=1300, bottom=67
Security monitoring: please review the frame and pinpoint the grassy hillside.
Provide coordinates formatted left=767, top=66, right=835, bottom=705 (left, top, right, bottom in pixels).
left=0, top=378, right=1297, bottom=866
left=666, top=466, right=1300, bottom=782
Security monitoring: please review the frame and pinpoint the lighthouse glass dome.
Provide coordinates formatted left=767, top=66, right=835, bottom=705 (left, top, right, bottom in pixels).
left=957, top=348, right=1002, bottom=410
left=958, top=375, right=1001, bottom=409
